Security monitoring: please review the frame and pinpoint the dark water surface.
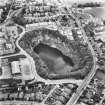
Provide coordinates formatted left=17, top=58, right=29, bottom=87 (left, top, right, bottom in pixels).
left=34, top=43, right=74, bottom=74
left=84, top=7, right=105, bottom=19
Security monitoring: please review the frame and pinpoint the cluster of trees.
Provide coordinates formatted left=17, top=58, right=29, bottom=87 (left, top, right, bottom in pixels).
left=0, top=4, right=11, bottom=23
left=11, top=8, right=26, bottom=26
left=77, top=2, right=101, bottom=8
left=71, top=29, right=93, bottom=78
left=12, top=15, right=26, bottom=26
left=29, top=51, right=50, bottom=79
left=19, top=28, right=67, bottom=49
left=19, top=28, right=93, bottom=80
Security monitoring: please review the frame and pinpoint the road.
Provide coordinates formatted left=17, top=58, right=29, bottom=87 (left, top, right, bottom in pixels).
left=66, top=9, right=98, bottom=105
left=0, top=4, right=98, bottom=105
left=15, top=5, right=98, bottom=105
left=0, top=22, right=37, bottom=82
left=15, top=24, right=38, bottom=82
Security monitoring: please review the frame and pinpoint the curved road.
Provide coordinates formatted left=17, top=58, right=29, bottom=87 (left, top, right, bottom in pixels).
left=0, top=5, right=98, bottom=104
left=17, top=14, right=98, bottom=105
left=66, top=9, right=98, bottom=105
left=15, top=24, right=38, bottom=81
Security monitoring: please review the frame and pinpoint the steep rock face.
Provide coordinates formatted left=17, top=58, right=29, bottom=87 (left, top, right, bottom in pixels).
left=19, top=28, right=93, bottom=80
